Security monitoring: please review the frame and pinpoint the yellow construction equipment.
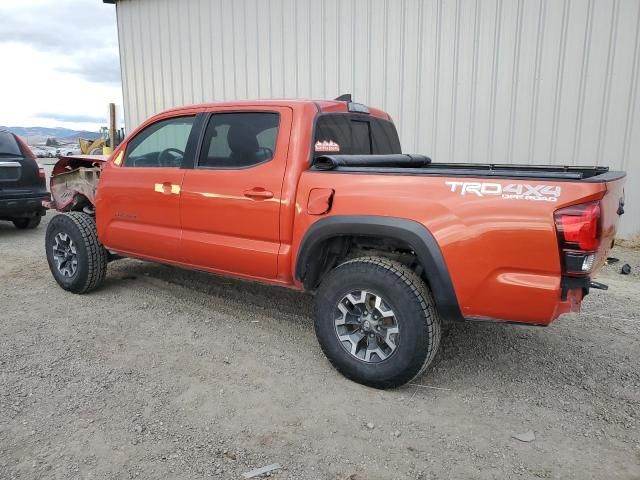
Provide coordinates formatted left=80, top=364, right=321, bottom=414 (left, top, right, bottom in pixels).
left=78, top=137, right=106, bottom=155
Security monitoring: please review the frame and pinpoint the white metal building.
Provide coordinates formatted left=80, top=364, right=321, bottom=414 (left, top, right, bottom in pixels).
left=106, top=0, right=639, bottom=238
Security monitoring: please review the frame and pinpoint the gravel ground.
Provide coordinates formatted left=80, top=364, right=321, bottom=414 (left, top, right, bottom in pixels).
left=1, top=213, right=639, bottom=480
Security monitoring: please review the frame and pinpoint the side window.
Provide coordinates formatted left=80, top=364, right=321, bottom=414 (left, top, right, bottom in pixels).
left=313, top=114, right=401, bottom=157
left=198, top=112, right=280, bottom=169
left=124, top=116, right=195, bottom=168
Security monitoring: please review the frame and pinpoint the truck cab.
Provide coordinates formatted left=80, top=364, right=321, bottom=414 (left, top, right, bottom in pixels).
left=95, top=100, right=401, bottom=284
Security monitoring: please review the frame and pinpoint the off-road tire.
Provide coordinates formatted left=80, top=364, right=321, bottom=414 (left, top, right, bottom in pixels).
left=45, top=212, right=108, bottom=293
left=13, top=216, right=41, bottom=229
left=314, top=256, right=441, bottom=389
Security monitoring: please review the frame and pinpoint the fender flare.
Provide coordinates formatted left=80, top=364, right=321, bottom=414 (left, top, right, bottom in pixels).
left=295, top=215, right=464, bottom=322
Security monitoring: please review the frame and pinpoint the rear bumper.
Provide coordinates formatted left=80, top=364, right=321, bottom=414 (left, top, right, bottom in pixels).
left=549, top=276, right=594, bottom=321
left=0, top=193, right=50, bottom=217
left=463, top=274, right=591, bottom=326
left=550, top=287, right=584, bottom=320
left=466, top=286, right=585, bottom=326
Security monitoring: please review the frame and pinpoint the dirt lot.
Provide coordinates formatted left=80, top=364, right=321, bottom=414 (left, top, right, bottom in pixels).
left=1, top=213, right=639, bottom=480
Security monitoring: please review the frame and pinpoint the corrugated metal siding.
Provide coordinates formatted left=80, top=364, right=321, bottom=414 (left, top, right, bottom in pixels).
left=115, top=0, right=640, bottom=237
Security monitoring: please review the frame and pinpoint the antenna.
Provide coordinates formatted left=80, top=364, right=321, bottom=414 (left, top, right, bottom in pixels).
left=334, top=94, right=352, bottom=102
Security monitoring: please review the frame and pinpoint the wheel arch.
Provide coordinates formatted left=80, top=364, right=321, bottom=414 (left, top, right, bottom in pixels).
left=295, top=215, right=464, bottom=322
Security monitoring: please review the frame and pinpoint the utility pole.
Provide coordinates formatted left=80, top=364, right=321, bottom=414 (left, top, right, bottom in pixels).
left=109, top=102, right=116, bottom=150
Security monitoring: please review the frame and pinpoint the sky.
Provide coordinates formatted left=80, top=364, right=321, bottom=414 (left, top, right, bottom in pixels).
left=0, top=0, right=123, bottom=131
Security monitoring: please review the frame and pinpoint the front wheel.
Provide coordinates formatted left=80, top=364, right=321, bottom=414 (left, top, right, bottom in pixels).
left=314, top=256, right=441, bottom=389
left=45, top=212, right=108, bottom=293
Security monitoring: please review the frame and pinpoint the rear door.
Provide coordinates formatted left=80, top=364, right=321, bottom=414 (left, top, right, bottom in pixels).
left=179, top=107, right=292, bottom=279
left=97, top=115, right=198, bottom=262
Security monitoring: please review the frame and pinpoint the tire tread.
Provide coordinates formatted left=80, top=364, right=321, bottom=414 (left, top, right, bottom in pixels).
left=314, top=256, right=441, bottom=388
left=47, top=212, right=108, bottom=294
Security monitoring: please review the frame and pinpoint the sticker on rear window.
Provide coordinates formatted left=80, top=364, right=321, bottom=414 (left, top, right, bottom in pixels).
left=315, top=140, right=340, bottom=153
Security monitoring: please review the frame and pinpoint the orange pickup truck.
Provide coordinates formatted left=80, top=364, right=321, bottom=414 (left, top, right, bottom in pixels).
left=45, top=96, right=626, bottom=388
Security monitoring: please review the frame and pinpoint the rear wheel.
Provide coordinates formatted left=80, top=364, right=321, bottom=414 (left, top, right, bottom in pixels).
left=314, top=256, right=441, bottom=389
left=13, top=216, right=41, bottom=229
left=45, top=212, right=108, bottom=293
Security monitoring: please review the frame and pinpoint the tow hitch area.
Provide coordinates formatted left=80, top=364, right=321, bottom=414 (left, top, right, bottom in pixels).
left=590, top=281, right=609, bottom=291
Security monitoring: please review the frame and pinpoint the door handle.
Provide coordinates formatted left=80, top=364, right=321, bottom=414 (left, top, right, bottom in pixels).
left=154, top=182, right=181, bottom=195
left=243, top=188, right=274, bottom=200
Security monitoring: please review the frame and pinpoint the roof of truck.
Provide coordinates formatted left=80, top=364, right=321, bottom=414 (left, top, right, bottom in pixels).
left=158, top=99, right=392, bottom=121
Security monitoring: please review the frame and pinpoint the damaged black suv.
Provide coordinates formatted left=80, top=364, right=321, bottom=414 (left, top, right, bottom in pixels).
left=0, top=130, right=49, bottom=229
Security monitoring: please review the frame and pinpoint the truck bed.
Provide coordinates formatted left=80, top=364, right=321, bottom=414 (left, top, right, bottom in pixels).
left=298, top=153, right=626, bottom=325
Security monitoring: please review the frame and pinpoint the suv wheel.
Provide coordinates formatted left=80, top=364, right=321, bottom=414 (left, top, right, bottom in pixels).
left=45, top=212, right=108, bottom=293
left=13, top=216, right=41, bottom=229
left=314, top=256, right=441, bottom=389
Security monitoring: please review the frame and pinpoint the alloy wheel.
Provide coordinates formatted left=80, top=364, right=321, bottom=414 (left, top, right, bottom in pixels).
left=52, top=232, right=78, bottom=278
left=334, top=290, right=400, bottom=363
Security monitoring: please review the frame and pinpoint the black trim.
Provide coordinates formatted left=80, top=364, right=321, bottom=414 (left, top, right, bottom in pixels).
left=560, top=276, right=591, bottom=300
left=582, top=170, right=627, bottom=183
left=310, top=164, right=626, bottom=183
left=464, top=317, right=549, bottom=327
left=180, top=113, right=206, bottom=170
left=295, top=215, right=464, bottom=322
left=314, top=154, right=431, bottom=170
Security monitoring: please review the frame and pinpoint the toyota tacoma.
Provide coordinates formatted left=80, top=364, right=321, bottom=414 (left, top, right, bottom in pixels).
left=44, top=97, right=626, bottom=388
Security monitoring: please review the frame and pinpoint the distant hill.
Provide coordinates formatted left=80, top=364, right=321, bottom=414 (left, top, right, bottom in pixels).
left=0, top=126, right=100, bottom=142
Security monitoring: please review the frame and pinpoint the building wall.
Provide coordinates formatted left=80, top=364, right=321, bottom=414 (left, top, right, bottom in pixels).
left=114, top=0, right=640, bottom=237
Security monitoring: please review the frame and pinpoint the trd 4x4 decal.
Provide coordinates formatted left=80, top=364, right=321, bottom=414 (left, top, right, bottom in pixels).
left=445, top=181, right=561, bottom=202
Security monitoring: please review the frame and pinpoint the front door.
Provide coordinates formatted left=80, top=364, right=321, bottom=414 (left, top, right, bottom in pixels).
left=179, top=107, right=292, bottom=279
left=97, top=115, right=197, bottom=262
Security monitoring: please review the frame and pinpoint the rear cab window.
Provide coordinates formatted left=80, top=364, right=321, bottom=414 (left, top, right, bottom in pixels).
left=313, top=114, right=401, bottom=158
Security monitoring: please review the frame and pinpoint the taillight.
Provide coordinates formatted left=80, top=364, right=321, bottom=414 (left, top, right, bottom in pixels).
left=554, top=201, right=601, bottom=276
left=38, top=165, right=46, bottom=178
